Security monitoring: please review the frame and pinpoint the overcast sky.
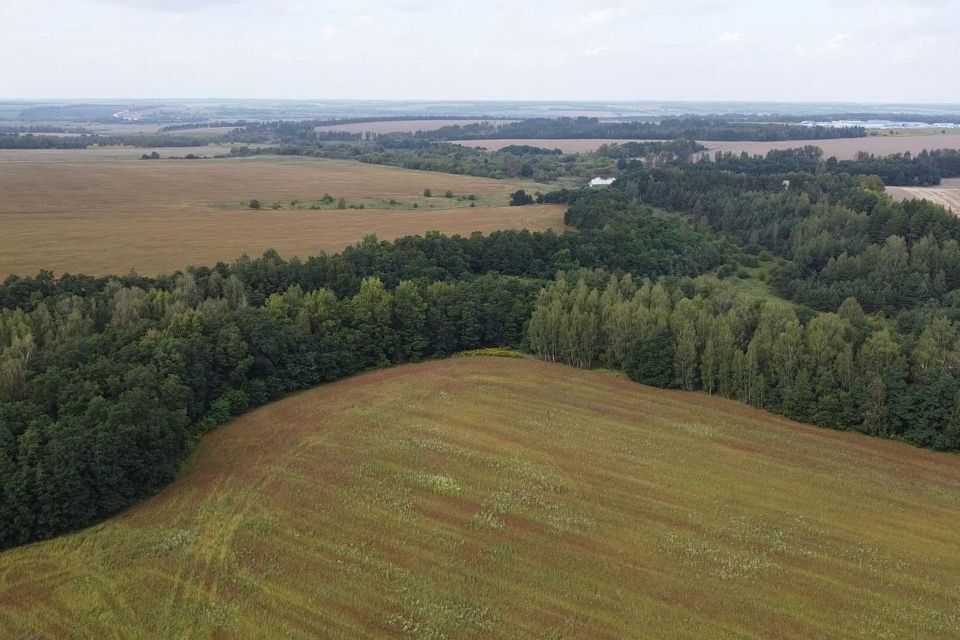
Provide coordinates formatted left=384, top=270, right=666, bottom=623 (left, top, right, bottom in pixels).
left=2, top=0, right=957, bottom=102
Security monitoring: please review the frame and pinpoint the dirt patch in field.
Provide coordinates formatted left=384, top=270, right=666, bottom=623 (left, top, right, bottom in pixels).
left=887, top=177, right=960, bottom=211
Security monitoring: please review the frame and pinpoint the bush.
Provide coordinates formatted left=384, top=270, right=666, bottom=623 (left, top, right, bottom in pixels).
left=623, top=330, right=676, bottom=388
left=509, top=190, right=534, bottom=206
left=423, top=188, right=432, bottom=197
left=248, top=199, right=261, bottom=210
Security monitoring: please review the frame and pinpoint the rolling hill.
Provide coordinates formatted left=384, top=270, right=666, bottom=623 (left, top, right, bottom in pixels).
left=1, top=357, right=959, bottom=639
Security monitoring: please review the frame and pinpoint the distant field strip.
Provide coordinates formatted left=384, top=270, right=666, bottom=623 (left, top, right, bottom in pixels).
left=1, top=358, right=958, bottom=639
left=0, top=153, right=559, bottom=276
left=454, top=133, right=960, bottom=158
left=452, top=138, right=664, bottom=152
left=315, top=119, right=517, bottom=134
left=701, top=133, right=960, bottom=160
left=888, top=178, right=960, bottom=211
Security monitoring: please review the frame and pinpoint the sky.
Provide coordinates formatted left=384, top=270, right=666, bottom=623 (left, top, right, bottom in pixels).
left=2, top=0, right=957, bottom=102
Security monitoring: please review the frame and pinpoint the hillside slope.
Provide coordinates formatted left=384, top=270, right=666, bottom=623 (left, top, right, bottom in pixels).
left=1, top=357, right=959, bottom=639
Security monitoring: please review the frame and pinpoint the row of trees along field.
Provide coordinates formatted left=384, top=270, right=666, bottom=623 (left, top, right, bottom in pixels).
left=0, top=209, right=723, bottom=548
left=227, top=139, right=699, bottom=182
left=420, top=116, right=866, bottom=141
left=528, top=273, right=960, bottom=451
left=0, top=133, right=216, bottom=149
left=699, top=146, right=960, bottom=186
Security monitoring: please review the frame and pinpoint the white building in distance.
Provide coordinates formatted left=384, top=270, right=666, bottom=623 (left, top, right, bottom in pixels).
left=590, top=177, right=616, bottom=187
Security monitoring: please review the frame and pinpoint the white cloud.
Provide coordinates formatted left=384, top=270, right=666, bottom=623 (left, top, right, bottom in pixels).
left=0, top=0, right=956, bottom=102
left=715, top=32, right=745, bottom=43
left=794, top=33, right=852, bottom=58
left=582, top=46, right=612, bottom=57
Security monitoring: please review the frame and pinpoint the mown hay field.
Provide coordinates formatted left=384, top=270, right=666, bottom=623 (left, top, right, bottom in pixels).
left=888, top=177, right=960, bottom=211
left=1, top=357, right=958, bottom=639
left=0, top=152, right=560, bottom=276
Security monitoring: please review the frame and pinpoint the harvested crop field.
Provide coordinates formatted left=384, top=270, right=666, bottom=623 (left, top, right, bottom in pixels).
left=0, top=152, right=559, bottom=276
left=315, top=119, right=516, bottom=135
left=455, top=133, right=960, bottom=159
left=1, top=357, right=959, bottom=639
left=887, top=177, right=960, bottom=211
left=700, top=133, right=960, bottom=160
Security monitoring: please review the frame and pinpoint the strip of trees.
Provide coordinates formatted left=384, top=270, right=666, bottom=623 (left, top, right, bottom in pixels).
left=528, top=273, right=960, bottom=452
left=423, top=116, right=866, bottom=141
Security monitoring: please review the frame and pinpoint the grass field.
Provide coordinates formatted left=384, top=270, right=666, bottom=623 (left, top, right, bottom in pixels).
left=1, top=357, right=958, bottom=639
left=0, top=152, right=560, bottom=277
left=888, top=177, right=960, bottom=211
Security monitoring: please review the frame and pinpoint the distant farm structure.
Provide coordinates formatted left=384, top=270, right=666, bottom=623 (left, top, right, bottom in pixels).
left=590, top=176, right=616, bottom=187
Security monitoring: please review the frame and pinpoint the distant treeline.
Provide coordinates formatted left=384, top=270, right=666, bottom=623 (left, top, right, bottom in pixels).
left=780, top=113, right=960, bottom=125
left=228, top=139, right=696, bottom=181
left=160, top=121, right=247, bottom=132
left=699, top=146, right=960, bottom=186
left=0, top=125, right=90, bottom=134
left=0, top=133, right=218, bottom=149
left=422, top=117, right=867, bottom=141
left=217, top=116, right=865, bottom=145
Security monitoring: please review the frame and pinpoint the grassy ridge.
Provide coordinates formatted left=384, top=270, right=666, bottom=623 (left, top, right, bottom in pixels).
left=1, top=357, right=959, bottom=639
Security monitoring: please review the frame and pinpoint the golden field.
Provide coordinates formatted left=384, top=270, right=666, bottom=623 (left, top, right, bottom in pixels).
left=0, top=151, right=560, bottom=277
left=888, top=177, right=960, bottom=211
